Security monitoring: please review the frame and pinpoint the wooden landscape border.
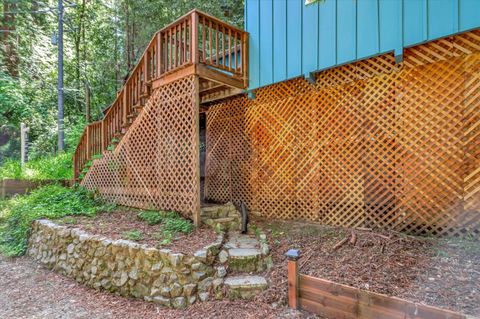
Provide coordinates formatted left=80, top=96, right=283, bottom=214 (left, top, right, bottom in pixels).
left=286, top=250, right=468, bottom=319
left=0, top=179, right=70, bottom=199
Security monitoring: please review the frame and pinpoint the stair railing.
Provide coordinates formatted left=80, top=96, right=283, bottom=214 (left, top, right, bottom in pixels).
left=73, top=10, right=248, bottom=180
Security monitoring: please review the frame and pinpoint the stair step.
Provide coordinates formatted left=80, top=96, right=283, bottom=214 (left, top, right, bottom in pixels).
left=227, top=248, right=263, bottom=272
left=224, top=275, right=268, bottom=300
left=229, top=248, right=262, bottom=259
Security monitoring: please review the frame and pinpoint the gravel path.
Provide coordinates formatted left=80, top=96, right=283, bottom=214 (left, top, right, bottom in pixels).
left=0, top=255, right=311, bottom=319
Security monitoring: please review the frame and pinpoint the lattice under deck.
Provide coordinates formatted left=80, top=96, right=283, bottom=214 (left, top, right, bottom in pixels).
left=205, top=31, right=480, bottom=237
left=82, top=76, right=200, bottom=223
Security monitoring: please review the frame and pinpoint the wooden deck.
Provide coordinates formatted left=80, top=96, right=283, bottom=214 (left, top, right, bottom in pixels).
left=74, top=9, right=248, bottom=181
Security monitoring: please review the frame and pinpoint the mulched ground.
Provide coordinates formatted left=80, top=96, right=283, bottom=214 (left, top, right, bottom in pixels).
left=0, top=255, right=311, bottom=319
left=57, top=210, right=217, bottom=255
left=252, top=217, right=480, bottom=317
left=1, top=214, right=478, bottom=318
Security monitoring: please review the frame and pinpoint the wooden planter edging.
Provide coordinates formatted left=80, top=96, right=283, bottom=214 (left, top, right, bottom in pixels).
left=286, top=249, right=467, bottom=319
left=0, top=179, right=70, bottom=199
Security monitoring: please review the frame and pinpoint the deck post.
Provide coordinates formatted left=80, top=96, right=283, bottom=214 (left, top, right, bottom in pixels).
left=286, top=249, right=301, bottom=310
left=122, top=86, right=127, bottom=127
left=101, top=120, right=105, bottom=152
left=193, top=74, right=201, bottom=227
left=86, top=125, right=91, bottom=159
left=191, top=11, right=199, bottom=65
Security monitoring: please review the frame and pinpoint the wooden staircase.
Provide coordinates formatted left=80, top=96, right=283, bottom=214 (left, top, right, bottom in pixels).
left=73, top=9, right=248, bottom=181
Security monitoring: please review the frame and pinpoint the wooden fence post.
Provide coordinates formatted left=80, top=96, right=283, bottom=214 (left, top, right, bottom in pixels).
left=286, top=249, right=300, bottom=310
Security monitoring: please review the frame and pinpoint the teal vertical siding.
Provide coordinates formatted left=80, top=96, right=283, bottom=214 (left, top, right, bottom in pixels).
left=245, top=0, right=480, bottom=91
left=286, top=0, right=303, bottom=80
left=318, top=0, right=336, bottom=69
left=273, top=0, right=287, bottom=82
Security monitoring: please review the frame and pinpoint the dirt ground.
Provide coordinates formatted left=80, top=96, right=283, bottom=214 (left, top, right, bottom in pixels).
left=0, top=255, right=314, bottom=319
left=252, top=218, right=480, bottom=317
left=1, top=215, right=478, bottom=318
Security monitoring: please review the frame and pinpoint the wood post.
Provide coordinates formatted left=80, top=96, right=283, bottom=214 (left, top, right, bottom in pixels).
left=86, top=125, right=91, bottom=159
left=286, top=249, right=300, bottom=310
left=101, top=120, right=105, bottom=152
left=191, top=11, right=199, bottom=65
left=193, top=74, right=201, bottom=227
left=122, top=87, right=128, bottom=126
left=157, top=32, right=162, bottom=76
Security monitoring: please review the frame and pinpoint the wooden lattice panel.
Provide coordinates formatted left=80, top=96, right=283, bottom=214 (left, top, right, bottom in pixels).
left=82, top=76, right=200, bottom=222
left=205, top=30, right=480, bottom=236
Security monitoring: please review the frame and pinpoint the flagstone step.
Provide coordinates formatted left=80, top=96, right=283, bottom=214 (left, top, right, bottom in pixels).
left=224, top=275, right=268, bottom=300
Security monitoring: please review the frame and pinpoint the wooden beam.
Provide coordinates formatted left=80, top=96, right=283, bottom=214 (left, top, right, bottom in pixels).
left=200, top=87, right=243, bottom=104
left=152, top=64, right=196, bottom=89
left=197, top=64, right=245, bottom=89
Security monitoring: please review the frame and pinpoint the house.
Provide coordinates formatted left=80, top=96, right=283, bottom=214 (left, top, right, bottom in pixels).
left=75, top=0, right=480, bottom=237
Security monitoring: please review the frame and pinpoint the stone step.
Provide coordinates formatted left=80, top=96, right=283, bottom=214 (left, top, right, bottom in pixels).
left=227, top=248, right=264, bottom=272
left=224, top=275, right=268, bottom=300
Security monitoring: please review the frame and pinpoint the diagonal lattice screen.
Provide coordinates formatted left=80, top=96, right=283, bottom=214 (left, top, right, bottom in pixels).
left=205, top=31, right=480, bottom=236
left=82, top=76, right=200, bottom=222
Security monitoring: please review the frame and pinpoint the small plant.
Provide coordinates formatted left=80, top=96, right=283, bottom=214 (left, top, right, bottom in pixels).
left=137, top=210, right=179, bottom=225
left=122, top=229, right=143, bottom=241
left=137, top=211, right=164, bottom=225
left=163, top=217, right=193, bottom=234
left=159, top=232, right=173, bottom=246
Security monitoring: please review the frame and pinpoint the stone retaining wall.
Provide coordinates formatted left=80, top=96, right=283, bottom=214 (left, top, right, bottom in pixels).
left=27, top=220, right=226, bottom=308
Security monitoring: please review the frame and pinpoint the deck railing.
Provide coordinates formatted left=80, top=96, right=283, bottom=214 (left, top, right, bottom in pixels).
left=73, top=10, right=248, bottom=180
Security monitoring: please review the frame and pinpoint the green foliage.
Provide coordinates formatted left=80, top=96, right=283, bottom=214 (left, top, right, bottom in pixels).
left=137, top=210, right=178, bottom=225
left=0, top=159, right=23, bottom=180
left=1, top=0, right=243, bottom=163
left=0, top=153, right=73, bottom=180
left=0, top=185, right=113, bottom=256
left=137, top=210, right=193, bottom=246
left=122, top=229, right=144, bottom=241
left=163, top=217, right=194, bottom=234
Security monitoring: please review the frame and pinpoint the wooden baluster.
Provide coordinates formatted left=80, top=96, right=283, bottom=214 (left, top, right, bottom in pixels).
left=222, top=26, right=226, bottom=68
left=202, top=16, right=206, bottom=63
left=123, top=86, right=127, bottom=127
left=143, top=54, right=148, bottom=94
left=209, top=20, right=213, bottom=65
left=234, top=31, right=237, bottom=72
left=158, top=32, right=162, bottom=76
left=181, top=21, right=184, bottom=65
left=86, top=125, right=91, bottom=159
left=228, top=28, right=232, bottom=71
left=243, top=32, right=248, bottom=87
left=163, top=33, right=167, bottom=73
left=191, top=11, right=199, bottom=65
left=168, top=30, right=171, bottom=71
left=215, top=23, right=218, bottom=66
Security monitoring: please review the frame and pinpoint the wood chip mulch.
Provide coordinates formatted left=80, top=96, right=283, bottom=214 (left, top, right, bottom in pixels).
left=251, top=217, right=480, bottom=317
left=0, top=255, right=306, bottom=319
left=57, top=210, right=217, bottom=255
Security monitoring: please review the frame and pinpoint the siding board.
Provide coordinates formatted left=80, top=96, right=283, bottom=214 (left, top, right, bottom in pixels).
left=273, top=0, right=287, bottom=82
left=247, top=0, right=480, bottom=91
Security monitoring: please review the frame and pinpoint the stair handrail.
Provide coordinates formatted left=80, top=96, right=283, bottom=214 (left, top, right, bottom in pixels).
left=73, top=9, right=248, bottom=180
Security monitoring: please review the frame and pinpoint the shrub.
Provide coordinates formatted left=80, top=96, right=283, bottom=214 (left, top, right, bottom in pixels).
left=0, top=153, right=73, bottom=181
left=0, top=159, right=23, bottom=180
left=0, top=184, right=113, bottom=256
